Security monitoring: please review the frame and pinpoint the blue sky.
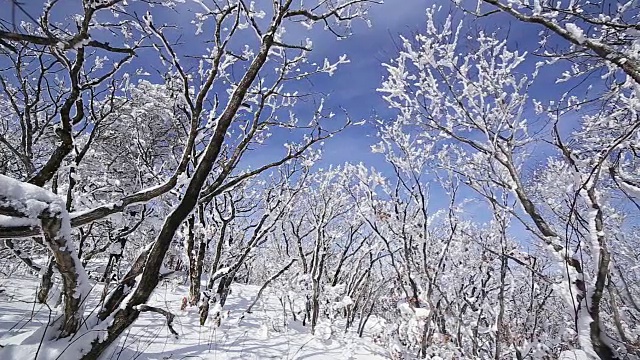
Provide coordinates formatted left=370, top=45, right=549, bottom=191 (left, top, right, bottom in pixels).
left=258, top=0, right=581, bottom=170
left=1, top=0, right=592, bottom=219
left=1, top=0, right=575, bottom=166
left=0, top=0, right=427, bottom=166
left=307, top=0, right=429, bottom=168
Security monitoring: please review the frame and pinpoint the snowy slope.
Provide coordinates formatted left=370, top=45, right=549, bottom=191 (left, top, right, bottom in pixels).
left=0, top=275, right=389, bottom=359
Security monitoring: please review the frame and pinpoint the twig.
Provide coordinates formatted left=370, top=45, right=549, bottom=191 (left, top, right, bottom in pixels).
left=245, top=259, right=297, bottom=314
left=135, top=305, right=179, bottom=337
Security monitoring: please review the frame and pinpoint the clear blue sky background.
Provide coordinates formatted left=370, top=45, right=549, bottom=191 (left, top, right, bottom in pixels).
left=1, top=0, right=589, bottom=226
left=1, top=0, right=577, bottom=165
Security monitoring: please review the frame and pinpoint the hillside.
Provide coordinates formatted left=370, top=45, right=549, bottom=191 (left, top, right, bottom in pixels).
left=0, top=275, right=388, bottom=360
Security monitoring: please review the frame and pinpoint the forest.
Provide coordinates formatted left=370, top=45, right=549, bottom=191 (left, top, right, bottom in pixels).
left=0, top=0, right=638, bottom=359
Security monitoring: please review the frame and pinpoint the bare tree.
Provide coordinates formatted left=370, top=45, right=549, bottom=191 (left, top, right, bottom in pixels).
left=0, top=0, right=378, bottom=358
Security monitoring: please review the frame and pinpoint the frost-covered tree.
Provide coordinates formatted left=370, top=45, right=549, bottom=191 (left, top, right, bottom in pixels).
left=377, top=4, right=640, bottom=359
left=0, top=0, right=377, bottom=358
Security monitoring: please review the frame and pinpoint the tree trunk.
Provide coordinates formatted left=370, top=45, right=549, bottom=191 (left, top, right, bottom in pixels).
left=246, top=259, right=296, bottom=314
left=37, top=256, right=55, bottom=304
left=310, top=250, right=326, bottom=335
left=495, top=254, right=507, bottom=359
left=189, top=236, right=208, bottom=304
left=41, top=211, right=88, bottom=338
left=199, top=273, right=234, bottom=326
left=185, top=215, right=198, bottom=304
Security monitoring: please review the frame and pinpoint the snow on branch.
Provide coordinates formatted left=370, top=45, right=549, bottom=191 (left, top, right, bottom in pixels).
left=0, top=174, right=90, bottom=337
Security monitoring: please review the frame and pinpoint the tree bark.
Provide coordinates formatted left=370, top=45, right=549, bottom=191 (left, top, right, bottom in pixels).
left=37, top=256, right=55, bottom=304
left=81, top=9, right=284, bottom=358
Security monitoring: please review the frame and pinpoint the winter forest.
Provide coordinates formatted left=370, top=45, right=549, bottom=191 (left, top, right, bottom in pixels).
left=0, top=0, right=638, bottom=359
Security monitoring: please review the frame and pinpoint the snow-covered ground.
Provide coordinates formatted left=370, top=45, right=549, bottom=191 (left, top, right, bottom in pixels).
left=0, top=275, right=389, bottom=359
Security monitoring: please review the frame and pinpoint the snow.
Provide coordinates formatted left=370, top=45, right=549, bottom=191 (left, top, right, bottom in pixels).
left=559, top=349, right=590, bottom=360
left=412, top=307, right=430, bottom=319
left=398, top=302, right=430, bottom=319
left=0, top=276, right=388, bottom=360
left=0, top=174, right=91, bottom=329
left=532, top=0, right=543, bottom=15
left=618, top=176, right=640, bottom=198
left=576, top=308, right=599, bottom=359
left=0, top=175, right=64, bottom=219
left=333, top=295, right=354, bottom=310
left=585, top=200, right=601, bottom=266
left=565, top=23, right=586, bottom=44
left=212, top=266, right=231, bottom=279
left=108, top=241, right=123, bottom=254
left=0, top=215, right=39, bottom=228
